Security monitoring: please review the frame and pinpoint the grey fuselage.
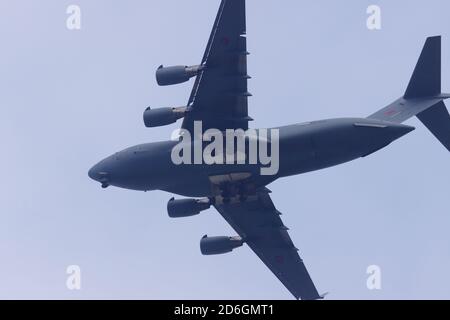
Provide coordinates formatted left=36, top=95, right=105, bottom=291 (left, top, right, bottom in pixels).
left=89, top=117, right=414, bottom=197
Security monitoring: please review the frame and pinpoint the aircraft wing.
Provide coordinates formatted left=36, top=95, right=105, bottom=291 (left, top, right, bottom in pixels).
left=213, top=190, right=321, bottom=300
left=181, top=0, right=251, bottom=133
left=182, top=0, right=320, bottom=299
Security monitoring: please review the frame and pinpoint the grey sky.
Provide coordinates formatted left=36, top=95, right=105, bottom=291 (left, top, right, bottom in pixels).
left=1, top=0, right=449, bottom=299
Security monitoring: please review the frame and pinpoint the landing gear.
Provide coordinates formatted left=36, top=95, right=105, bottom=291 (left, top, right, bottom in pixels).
left=239, top=195, right=248, bottom=203
left=218, top=182, right=251, bottom=204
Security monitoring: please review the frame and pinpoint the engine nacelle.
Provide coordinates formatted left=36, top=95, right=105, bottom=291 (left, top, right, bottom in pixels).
left=156, top=65, right=204, bottom=86
left=143, top=107, right=187, bottom=128
left=167, top=198, right=211, bottom=218
left=200, top=235, right=244, bottom=255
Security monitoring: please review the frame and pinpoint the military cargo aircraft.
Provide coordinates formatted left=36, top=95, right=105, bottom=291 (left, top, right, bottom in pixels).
left=89, top=0, right=450, bottom=299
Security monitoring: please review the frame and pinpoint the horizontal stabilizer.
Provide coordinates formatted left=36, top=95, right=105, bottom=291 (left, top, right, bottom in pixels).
left=417, top=101, right=450, bottom=151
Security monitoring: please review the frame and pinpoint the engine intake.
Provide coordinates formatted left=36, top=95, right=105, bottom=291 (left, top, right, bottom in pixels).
left=143, top=107, right=187, bottom=128
left=167, top=198, right=211, bottom=218
left=156, top=65, right=204, bottom=86
left=200, top=235, right=244, bottom=255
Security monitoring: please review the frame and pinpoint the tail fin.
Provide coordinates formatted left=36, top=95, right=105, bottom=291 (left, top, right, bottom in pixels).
left=369, top=36, right=450, bottom=152
left=404, top=36, right=441, bottom=99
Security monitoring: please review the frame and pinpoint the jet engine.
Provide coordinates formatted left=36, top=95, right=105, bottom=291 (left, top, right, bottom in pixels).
left=200, top=235, right=244, bottom=255
left=156, top=65, right=204, bottom=86
left=143, top=106, right=187, bottom=128
left=167, top=198, right=211, bottom=218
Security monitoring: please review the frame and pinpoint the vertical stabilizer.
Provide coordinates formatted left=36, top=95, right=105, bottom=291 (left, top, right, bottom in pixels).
left=404, top=36, right=441, bottom=99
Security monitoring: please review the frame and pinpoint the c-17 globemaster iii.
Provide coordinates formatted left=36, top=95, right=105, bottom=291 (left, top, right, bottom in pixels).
left=89, top=0, right=450, bottom=299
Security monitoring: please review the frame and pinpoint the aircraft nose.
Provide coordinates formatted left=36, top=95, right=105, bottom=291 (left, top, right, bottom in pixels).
left=88, top=160, right=112, bottom=188
left=88, top=164, right=100, bottom=181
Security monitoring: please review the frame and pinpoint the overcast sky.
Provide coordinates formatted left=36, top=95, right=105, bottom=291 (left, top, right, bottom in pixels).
left=1, top=0, right=450, bottom=300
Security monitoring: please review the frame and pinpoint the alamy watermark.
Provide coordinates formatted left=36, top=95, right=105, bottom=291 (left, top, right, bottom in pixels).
left=66, top=5, right=81, bottom=30
left=366, top=265, right=382, bottom=290
left=367, top=5, right=382, bottom=30
left=170, top=121, right=280, bottom=176
left=66, top=265, right=82, bottom=290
